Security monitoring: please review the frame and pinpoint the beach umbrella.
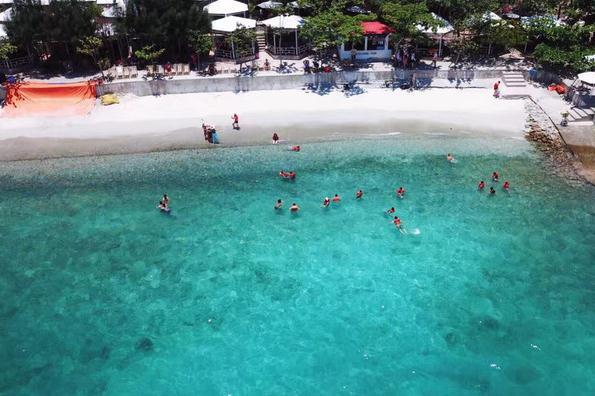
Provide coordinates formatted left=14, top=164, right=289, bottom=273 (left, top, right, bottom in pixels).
left=0, top=7, right=11, bottom=22
left=211, top=15, right=256, bottom=32
left=0, top=24, right=6, bottom=39
left=578, top=72, right=595, bottom=86
left=346, top=6, right=369, bottom=15
left=204, top=0, right=248, bottom=17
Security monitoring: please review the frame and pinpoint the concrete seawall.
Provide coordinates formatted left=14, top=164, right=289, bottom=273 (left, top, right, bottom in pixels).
left=97, top=69, right=507, bottom=97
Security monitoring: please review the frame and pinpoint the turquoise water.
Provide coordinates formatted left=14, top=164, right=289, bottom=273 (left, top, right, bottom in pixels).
left=0, top=136, right=594, bottom=395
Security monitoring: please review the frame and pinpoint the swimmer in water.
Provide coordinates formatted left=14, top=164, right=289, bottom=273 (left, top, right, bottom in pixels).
left=161, top=194, right=169, bottom=206
left=492, top=171, right=499, bottom=182
left=322, top=197, right=330, bottom=207
left=274, top=199, right=283, bottom=209
left=332, top=194, right=341, bottom=202
left=502, top=181, right=510, bottom=191
left=489, top=187, right=496, bottom=195
left=396, top=187, right=406, bottom=199
left=289, top=145, right=300, bottom=152
left=447, top=153, right=454, bottom=162
left=478, top=180, right=485, bottom=190
left=386, top=207, right=395, bottom=214
left=289, top=171, right=296, bottom=180
left=290, top=202, right=300, bottom=212
left=356, top=190, right=363, bottom=199
left=393, top=216, right=403, bottom=230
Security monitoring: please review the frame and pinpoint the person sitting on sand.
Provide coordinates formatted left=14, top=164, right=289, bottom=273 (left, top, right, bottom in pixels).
left=503, top=181, right=510, bottom=191
left=275, top=199, right=283, bottom=209
left=492, top=171, right=499, bottom=182
left=332, top=194, right=341, bottom=202
left=386, top=207, right=395, bottom=214
left=478, top=181, right=485, bottom=190
left=396, top=187, right=406, bottom=199
left=290, top=203, right=300, bottom=212
left=322, top=197, right=330, bottom=207
left=272, top=132, right=279, bottom=144
left=356, top=190, right=363, bottom=199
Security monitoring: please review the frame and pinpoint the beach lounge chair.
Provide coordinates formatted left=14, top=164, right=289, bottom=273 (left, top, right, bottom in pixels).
left=104, top=66, right=116, bottom=80
left=146, top=64, right=155, bottom=76
left=122, top=66, right=130, bottom=79
left=182, top=64, right=190, bottom=75
left=156, top=65, right=165, bottom=75
left=128, top=65, right=138, bottom=78
left=116, top=65, right=124, bottom=79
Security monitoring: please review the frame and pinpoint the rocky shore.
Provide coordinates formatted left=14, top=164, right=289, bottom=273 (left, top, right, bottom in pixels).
left=524, top=100, right=591, bottom=184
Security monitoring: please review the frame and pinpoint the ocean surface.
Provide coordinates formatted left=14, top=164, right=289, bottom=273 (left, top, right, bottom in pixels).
left=0, top=135, right=594, bottom=395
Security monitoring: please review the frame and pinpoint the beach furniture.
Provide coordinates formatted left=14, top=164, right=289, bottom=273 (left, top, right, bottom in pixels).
left=146, top=64, right=155, bottom=76
left=116, top=65, right=124, bottom=79
left=104, top=66, right=117, bottom=80
left=156, top=64, right=165, bottom=75
left=182, top=64, right=190, bottom=75
left=128, top=66, right=138, bottom=78
left=122, top=66, right=130, bottom=79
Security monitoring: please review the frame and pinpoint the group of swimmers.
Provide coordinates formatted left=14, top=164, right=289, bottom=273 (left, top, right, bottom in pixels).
left=478, top=171, right=510, bottom=195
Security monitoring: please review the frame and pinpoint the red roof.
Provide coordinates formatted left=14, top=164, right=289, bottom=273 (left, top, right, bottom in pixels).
left=361, top=21, right=395, bottom=35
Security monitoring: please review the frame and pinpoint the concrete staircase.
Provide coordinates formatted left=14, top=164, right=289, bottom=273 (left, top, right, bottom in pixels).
left=567, top=106, right=595, bottom=122
left=255, top=26, right=266, bottom=51
left=502, top=71, right=527, bottom=87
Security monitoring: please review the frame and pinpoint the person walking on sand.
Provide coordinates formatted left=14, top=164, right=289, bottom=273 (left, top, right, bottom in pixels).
left=232, top=113, right=240, bottom=130
left=272, top=132, right=279, bottom=144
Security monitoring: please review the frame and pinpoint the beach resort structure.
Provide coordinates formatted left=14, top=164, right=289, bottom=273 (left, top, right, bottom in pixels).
left=338, top=21, right=395, bottom=62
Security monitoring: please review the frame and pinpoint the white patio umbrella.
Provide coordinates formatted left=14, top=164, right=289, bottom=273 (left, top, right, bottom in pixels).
left=0, top=7, right=12, bottom=22
left=577, top=72, right=595, bottom=86
left=204, top=0, right=248, bottom=17
left=257, top=1, right=298, bottom=9
left=482, top=11, right=502, bottom=22
left=211, top=15, right=256, bottom=33
left=0, top=24, right=6, bottom=39
left=416, top=13, right=454, bottom=57
left=261, top=15, right=304, bottom=56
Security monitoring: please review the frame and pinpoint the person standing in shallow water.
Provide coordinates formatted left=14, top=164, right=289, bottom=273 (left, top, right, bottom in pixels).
left=274, top=199, right=282, bottom=209
left=272, top=132, right=279, bottom=144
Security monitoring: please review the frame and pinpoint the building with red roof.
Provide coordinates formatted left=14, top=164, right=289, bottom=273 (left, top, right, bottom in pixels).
left=339, top=21, right=395, bottom=62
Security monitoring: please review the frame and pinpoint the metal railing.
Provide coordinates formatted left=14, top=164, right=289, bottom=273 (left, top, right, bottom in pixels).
left=0, top=55, right=32, bottom=71
left=268, top=44, right=310, bottom=56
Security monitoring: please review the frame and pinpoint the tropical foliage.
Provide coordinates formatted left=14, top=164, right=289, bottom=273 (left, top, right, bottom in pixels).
left=0, top=0, right=592, bottom=75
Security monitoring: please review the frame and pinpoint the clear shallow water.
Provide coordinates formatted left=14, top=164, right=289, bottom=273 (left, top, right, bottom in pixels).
left=0, top=136, right=594, bottom=395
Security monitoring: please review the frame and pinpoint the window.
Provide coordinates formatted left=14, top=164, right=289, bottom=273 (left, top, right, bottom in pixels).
left=367, top=35, right=386, bottom=51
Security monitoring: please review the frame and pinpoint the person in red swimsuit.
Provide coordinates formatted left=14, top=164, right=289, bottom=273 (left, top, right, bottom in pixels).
left=492, top=171, right=499, bottom=182
left=393, top=216, right=402, bottom=228
left=503, top=181, right=510, bottom=191
left=332, top=194, right=341, bottom=202
left=322, top=197, right=330, bottom=207
left=478, top=180, right=485, bottom=190
left=356, top=190, right=363, bottom=199
left=386, top=207, right=395, bottom=214
left=396, top=187, right=406, bottom=199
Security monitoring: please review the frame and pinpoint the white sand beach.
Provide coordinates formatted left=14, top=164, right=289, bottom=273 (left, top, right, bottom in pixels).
left=0, top=85, right=527, bottom=161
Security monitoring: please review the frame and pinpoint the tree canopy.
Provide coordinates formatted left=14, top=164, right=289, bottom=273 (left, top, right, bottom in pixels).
left=119, top=0, right=210, bottom=61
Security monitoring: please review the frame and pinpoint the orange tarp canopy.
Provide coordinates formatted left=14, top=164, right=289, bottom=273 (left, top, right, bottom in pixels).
left=2, top=80, right=97, bottom=118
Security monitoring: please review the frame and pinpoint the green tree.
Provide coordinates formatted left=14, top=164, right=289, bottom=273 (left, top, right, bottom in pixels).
left=188, top=30, right=213, bottom=68
left=76, top=36, right=104, bottom=74
left=6, top=0, right=100, bottom=68
left=301, top=10, right=368, bottom=58
left=226, top=27, right=256, bottom=68
left=120, top=0, right=210, bottom=61
left=0, top=40, right=17, bottom=61
left=134, top=45, right=165, bottom=66
left=380, top=1, right=437, bottom=48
